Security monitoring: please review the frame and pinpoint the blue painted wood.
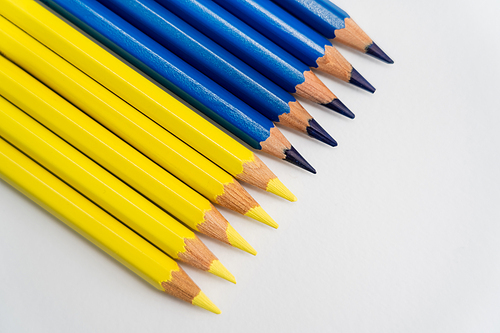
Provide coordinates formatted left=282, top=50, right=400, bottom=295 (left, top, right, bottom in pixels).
left=41, top=0, right=276, bottom=149
left=213, top=0, right=333, bottom=69
left=155, top=0, right=310, bottom=94
left=271, top=0, right=349, bottom=39
left=97, top=0, right=295, bottom=123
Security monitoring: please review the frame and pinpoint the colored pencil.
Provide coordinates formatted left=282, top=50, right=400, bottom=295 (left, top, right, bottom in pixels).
left=0, top=23, right=261, bottom=249
left=0, top=85, right=235, bottom=283
left=0, top=0, right=297, bottom=200
left=0, top=136, right=220, bottom=314
left=154, top=0, right=353, bottom=118
left=272, top=0, right=393, bottom=64
left=99, top=0, right=336, bottom=146
left=0, top=15, right=276, bottom=229
left=213, top=0, right=375, bottom=93
left=41, top=0, right=315, bottom=173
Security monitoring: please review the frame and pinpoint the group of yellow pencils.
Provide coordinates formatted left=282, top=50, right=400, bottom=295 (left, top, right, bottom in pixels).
left=0, top=0, right=302, bottom=314
left=0, top=0, right=391, bottom=314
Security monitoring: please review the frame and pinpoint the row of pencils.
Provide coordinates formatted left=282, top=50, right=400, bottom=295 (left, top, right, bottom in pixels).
left=0, top=0, right=392, bottom=314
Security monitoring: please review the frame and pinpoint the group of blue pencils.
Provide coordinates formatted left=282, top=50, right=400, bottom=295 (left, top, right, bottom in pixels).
left=42, top=0, right=393, bottom=174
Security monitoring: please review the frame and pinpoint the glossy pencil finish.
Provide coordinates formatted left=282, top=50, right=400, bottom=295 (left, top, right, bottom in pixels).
left=0, top=0, right=296, bottom=200
left=155, top=0, right=350, bottom=115
left=42, top=0, right=314, bottom=172
left=0, top=22, right=259, bottom=249
left=272, top=0, right=393, bottom=63
left=214, top=0, right=375, bottom=93
left=0, top=83, right=234, bottom=283
left=0, top=16, right=274, bottom=230
left=98, top=0, right=336, bottom=145
left=0, top=136, right=220, bottom=314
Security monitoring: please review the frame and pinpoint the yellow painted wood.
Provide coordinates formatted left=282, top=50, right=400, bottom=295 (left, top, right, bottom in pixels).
left=0, top=14, right=235, bottom=205
left=0, top=95, right=195, bottom=260
left=0, top=0, right=257, bottom=179
left=0, top=136, right=179, bottom=291
left=0, top=23, right=215, bottom=233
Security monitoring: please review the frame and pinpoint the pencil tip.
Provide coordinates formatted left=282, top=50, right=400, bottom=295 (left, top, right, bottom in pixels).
left=192, top=291, right=221, bottom=314
left=226, top=224, right=257, bottom=255
left=350, top=68, right=376, bottom=93
left=322, top=99, right=355, bottom=119
left=209, top=260, right=236, bottom=284
left=245, top=206, right=279, bottom=228
left=266, top=178, right=297, bottom=202
left=366, top=42, right=394, bottom=64
left=284, top=146, right=316, bottom=174
left=307, top=119, right=338, bottom=147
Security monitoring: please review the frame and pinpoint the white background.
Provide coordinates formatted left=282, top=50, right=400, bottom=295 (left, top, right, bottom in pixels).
left=1, top=0, right=500, bottom=332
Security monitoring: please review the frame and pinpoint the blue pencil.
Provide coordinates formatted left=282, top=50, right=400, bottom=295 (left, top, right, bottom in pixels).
left=272, top=0, right=393, bottom=64
left=156, top=0, right=354, bottom=118
left=213, top=0, right=375, bottom=93
left=41, top=0, right=316, bottom=173
left=97, top=0, right=336, bottom=146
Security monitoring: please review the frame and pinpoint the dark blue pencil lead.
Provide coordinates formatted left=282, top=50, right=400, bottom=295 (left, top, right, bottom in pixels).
left=322, top=99, right=355, bottom=119
left=350, top=68, right=376, bottom=93
left=366, top=42, right=394, bottom=64
left=284, top=146, right=316, bottom=174
left=307, top=119, right=337, bottom=147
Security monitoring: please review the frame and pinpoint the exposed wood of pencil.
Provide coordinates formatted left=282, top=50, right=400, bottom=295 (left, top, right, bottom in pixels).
left=278, top=101, right=313, bottom=134
left=216, top=181, right=257, bottom=216
left=316, top=45, right=352, bottom=82
left=178, top=235, right=236, bottom=283
left=161, top=268, right=201, bottom=303
left=239, top=155, right=277, bottom=190
left=333, top=18, right=372, bottom=53
left=199, top=203, right=256, bottom=255
left=294, top=70, right=336, bottom=104
left=238, top=155, right=297, bottom=202
left=260, top=126, right=291, bottom=160
left=217, top=181, right=277, bottom=228
left=161, top=267, right=221, bottom=314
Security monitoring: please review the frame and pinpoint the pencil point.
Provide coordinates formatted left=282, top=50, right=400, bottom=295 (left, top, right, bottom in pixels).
left=226, top=224, right=257, bottom=255
left=322, top=99, right=355, bottom=119
left=284, top=146, right=316, bottom=174
left=366, top=42, right=394, bottom=64
left=306, top=119, right=338, bottom=147
left=192, top=291, right=221, bottom=314
left=266, top=178, right=297, bottom=202
left=350, top=68, right=376, bottom=93
left=209, top=260, right=236, bottom=284
left=245, top=206, right=279, bottom=228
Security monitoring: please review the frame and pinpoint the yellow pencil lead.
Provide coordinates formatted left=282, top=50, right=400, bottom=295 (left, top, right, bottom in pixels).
left=245, top=206, right=279, bottom=229
left=266, top=177, right=297, bottom=202
left=209, top=260, right=236, bottom=284
left=226, top=224, right=257, bottom=256
left=192, top=291, right=221, bottom=314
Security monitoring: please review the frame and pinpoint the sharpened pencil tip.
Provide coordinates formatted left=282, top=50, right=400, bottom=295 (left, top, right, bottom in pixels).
left=245, top=206, right=279, bottom=228
left=306, top=119, right=338, bottom=147
left=366, top=42, right=394, bottom=64
left=284, top=146, right=316, bottom=174
left=350, top=68, right=376, bottom=93
left=208, top=260, right=236, bottom=284
left=266, top=178, right=297, bottom=202
left=192, top=291, right=221, bottom=314
left=226, top=224, right=257, bottom=255
left=322, top=99, right=355, bottom=119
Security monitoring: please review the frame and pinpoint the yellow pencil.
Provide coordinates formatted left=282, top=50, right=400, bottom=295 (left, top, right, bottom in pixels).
left=0, top=137, right=220, bottom=314
left=0, top=15, right=276, bottom=228
left=0, top=95, right=235, bottom=283
left=0, top=0, right=296, bottom=202
left=0, top=47, right=256, bottom=254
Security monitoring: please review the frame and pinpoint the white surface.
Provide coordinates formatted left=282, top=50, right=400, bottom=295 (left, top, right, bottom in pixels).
left=1, top=0, right=500, bottom=331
